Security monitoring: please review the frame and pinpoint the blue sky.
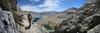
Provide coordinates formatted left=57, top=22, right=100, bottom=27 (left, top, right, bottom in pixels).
left=17, top=0, right=86, bottom=12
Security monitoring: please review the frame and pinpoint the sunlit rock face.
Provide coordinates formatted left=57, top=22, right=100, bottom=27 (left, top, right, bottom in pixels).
left=88, top=25, right=100, bottom=33
left=16, top=11, right=43, bottom=33
left=0, top=10, right=20, bottom=33
left=16, top=11, right=30, bottom=33
left=18, top=12, right=29, bottom=27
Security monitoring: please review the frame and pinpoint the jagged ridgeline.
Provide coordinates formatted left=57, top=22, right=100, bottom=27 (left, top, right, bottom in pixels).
left=0, top=0, right=17, bottom=11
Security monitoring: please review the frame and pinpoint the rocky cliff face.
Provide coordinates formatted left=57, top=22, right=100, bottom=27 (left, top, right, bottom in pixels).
left=0, top=7, right=20, bottom=33
left=53, top=0, right=100, bottom=33
left=0, top=0, right=17, bottom=11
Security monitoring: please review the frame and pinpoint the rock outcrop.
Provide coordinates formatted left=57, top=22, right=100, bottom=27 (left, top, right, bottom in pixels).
left=0, top=10, right=20, bottom=33
left=53, top=0, right=100, bottom=33
left=0, top=0, right=17, bottom=11
left=87, top=24, right=100, bottom=33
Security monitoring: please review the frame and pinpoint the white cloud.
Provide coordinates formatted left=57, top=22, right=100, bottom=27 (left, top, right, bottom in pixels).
left=20, top=0, right=60, bottom=12
left=39, top=0, right=59, bottom=7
